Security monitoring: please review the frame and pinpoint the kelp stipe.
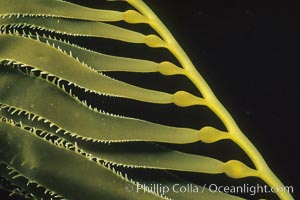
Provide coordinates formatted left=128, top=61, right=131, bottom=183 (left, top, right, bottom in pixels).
left=0, top=0, right=294, bottom=199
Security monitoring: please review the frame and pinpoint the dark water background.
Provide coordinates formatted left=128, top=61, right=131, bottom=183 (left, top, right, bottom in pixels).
left=160, top=0, right=300, bottom=198
left=153, top=0, right=300, bottom=199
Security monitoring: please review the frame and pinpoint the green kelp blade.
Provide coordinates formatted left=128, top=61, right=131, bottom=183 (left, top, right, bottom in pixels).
left=0, top=122, right=243, bottom=200
left=0, top=162, right=58, bottom=199
left=0, top=68, right=201, bottom=144
left=0, top=0, right=124, bottom=22
left=0, top=16, right=147, bottom=44
left=0, top=119, right=165, bottom=200
left=1, top=108, right=227, bottom=175
left=0, top=34, right=174, bottom=104
left=34, top=34, right=183, bottom=74
left=0, top=106, right=255, bottom=181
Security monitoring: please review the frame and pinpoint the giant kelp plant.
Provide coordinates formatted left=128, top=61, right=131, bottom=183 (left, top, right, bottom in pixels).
left=0, top=0, right=294, bottom=199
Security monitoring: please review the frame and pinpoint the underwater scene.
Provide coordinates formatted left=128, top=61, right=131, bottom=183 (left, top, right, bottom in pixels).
left=0, top=0, right=298, bottom=199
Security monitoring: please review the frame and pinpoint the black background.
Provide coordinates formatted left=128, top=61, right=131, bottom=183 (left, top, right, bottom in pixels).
left=148, top=0, right=300, bottom=199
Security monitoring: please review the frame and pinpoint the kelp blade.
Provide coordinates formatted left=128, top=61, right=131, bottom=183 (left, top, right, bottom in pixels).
left=0, top=0, right=124, bottom=22
left=0, top=115, right=243, bottom=200
left=0, top=119, right=164, bottom=200
left=0, top=68, right=200, bottom=143
left=0, top=34, right=174, bottom=104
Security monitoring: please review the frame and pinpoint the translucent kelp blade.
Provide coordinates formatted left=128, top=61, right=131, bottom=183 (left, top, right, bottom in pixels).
left=0, top=106, right=256, bottom=180
left=0, top=69, right=201, bottom=144
left=0, top=163, right=59, bottom=199
left=0, top=16, right=147, bottom=44
left=34, top=34, right=183, bottom=74
left=0, top=120, right=165, bottom=200
left=0, top=125, right=242, bottom=200
left=0, top=34, right=175, bottom=104
left=0, top=0, right=124, bottom=22
left=0, top=108, right=226, bottom=175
